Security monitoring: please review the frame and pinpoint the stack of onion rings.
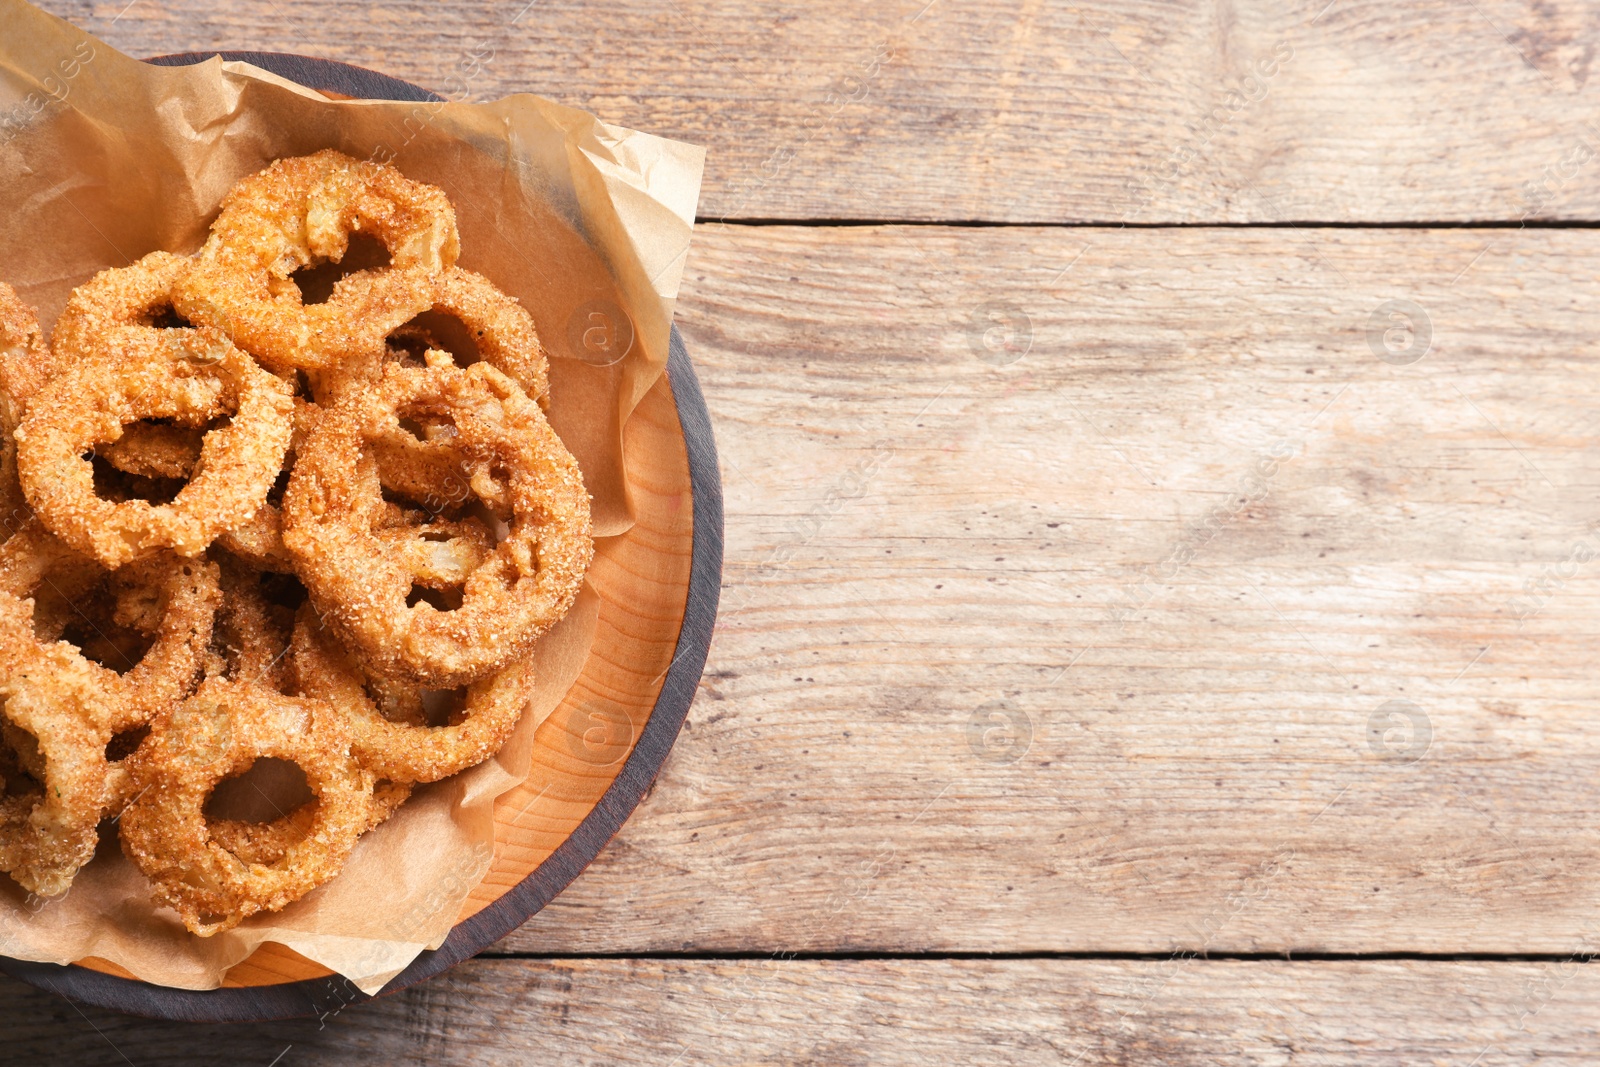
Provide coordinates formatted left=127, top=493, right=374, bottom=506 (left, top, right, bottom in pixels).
left=16, top=326, right=295, bottom=568
left=0, top=152, right=595, bottom=935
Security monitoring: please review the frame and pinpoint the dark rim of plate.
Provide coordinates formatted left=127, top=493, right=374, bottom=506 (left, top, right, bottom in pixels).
left=0, top=52, right=723, bottom=1023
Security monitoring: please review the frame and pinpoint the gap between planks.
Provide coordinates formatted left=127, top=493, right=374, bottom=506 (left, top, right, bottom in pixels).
left=709, top=217, right=1600, bottom=229
left=473, top=949, right=1600, bottom=963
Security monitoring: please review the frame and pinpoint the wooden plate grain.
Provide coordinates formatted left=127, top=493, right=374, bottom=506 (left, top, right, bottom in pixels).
left=0, top=53, right=722, bottom=1022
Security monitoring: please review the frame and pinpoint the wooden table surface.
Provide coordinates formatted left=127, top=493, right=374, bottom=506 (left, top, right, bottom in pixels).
left=12, top=1, right=1600, bottom=1062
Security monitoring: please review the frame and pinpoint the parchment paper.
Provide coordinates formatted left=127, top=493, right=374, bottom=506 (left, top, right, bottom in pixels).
left=0, top=0, right=703, bottom=993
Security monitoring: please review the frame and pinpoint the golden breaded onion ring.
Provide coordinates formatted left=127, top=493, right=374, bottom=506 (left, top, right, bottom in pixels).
left=119, top=677, right=377, bottom=935
left=173, top=150, right=458, bottom=372
left=291, top=604, right=535, bottom=783
left=318, top=268, right=555, bottom=508
left=282, top=361, right=592, bottom=687
left=316, top=266, right=550, bottom=409
left=50, top=253, right=225, bottom=485
left=206, top=777, right=410, bottom=867
left=50, top=251, right=196, bottom=363
left=16, top=327, right=294, bottom=568
left=0, top=524, right=222, bottom=730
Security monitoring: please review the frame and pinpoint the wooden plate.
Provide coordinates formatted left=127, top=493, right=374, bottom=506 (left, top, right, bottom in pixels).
left=0, top=53, right=722, bottom=1022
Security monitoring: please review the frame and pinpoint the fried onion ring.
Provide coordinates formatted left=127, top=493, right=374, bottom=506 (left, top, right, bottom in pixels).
left=423, top=268, right=549, bottom=406
left=0, top=523, right=221, bottom=729
left=119, top=677, right=375, bottom=935
left=282, top=361, right=591, bottom=687
left=314, top=266, right=550, bottom=409
left=87, top=554, right=225, bottom=731
left=174, top=150, right=458, bottom=372
left=51, top=254, right=224, bottom=484
left=50, top=252, right=196, bottom=363
left=291, top=605, right=534, bottom=782
left=324, top=267, right=554, bottom=509
left=16, top=327, right=294, bottom=568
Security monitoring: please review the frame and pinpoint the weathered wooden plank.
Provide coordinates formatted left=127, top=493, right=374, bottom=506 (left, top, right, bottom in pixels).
left=464, top=222, right=1600, bottom=954
left=34, top=0, right=1600, bottom=223
left=8, top=957, right=1600, bottom=1064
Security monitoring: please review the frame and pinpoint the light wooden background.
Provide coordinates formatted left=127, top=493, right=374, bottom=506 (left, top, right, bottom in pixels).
left=11, top=0, right=1600, bottom=1062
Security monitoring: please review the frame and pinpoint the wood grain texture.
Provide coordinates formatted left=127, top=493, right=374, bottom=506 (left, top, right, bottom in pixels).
left=468, top=222, right=1600, bottom=955
left=35, top=0, right=1600, bottom=223
left=8, top=956, right=1600, bottom=1064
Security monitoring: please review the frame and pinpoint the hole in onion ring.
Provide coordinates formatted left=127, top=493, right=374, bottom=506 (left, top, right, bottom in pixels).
left=128, top=416, right=198, bottom=439
left=208, top=561, right=300, bottom=691
left=145, top=304, right=193, bottom=331
left=203, top=757, right=314, bottom=826
left=395, top=407, right=459, bottom=442
left=64, top=624, right=153, bottom=674
left=405, top=584, right=463, bottom=612
left=0, top=723, right=44, bottom=794
left=88, top=412, right=235, bottom=505
left=289, top=232, right=392, bottom=305
left=395, top=417, right=429, bottom=441
left=89, top=454, right=186, bottom=506
left=105, top=725, right=151, bottom=763
left=266, top=466, right=292, bottom=509
left=257, top=570, right=309, bottom=614
left=386, top=327, right=436, bottom=369
left=418, top=687, right=468, bottom=728
left=0, top=757, right=41, bottom=798
left=380, top=483, right=430, bottom=512
left=388, top=307, right=481, bottom=368
left=462, top=499, right=512, bottom=546
left=59, top=600, right=158, bottom=675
